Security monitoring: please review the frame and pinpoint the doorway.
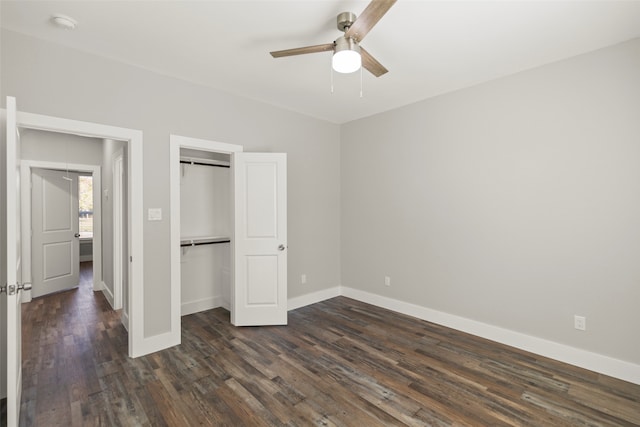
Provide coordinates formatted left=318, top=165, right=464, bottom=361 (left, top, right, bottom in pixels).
left=168, top=136, right=244, bottom=347
left=169, top=134, right=289, bottom=347
left=21, top=161, right=102, bottom=302
left=12, top=108, right=145, bottom=358
left=2, top=99, right=146, bottom=426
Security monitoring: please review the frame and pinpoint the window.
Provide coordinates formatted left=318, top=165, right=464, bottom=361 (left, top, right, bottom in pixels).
left=79, top=175, right=93, bottom=238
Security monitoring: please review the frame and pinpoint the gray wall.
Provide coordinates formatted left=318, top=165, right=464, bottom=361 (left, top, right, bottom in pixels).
left=1, top=29, right=341, bottom=338
left=20, top=129, right=103, bottom=164
left=341, top=38, right=640, bottom=364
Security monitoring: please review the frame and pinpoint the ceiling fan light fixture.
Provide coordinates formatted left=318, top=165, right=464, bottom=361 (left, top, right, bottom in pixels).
left=332, top=36, right=361, bottom=74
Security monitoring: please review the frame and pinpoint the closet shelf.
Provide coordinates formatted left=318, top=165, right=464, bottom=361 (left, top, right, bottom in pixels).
left=180, top=236, right=231, bottom=247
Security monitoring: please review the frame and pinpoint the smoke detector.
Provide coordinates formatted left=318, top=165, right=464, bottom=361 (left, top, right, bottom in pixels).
left=50, top=14, right=77, bottom=30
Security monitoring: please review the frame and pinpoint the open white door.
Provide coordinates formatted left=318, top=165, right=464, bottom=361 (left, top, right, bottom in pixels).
left=31, top=168, right=80, bottom=298
left=5, top=96, right=26, bottom=426
left=232, top=153, right=287, bottom=326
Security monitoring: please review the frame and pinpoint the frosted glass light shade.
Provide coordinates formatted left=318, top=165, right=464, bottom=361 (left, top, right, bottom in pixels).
left=333, top=36, right=361, bottom=74
left=332, top=50, right=361, bottom=73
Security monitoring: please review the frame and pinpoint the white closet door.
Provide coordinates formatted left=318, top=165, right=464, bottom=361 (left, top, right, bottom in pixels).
left=231, top=152, right=287, bottom=326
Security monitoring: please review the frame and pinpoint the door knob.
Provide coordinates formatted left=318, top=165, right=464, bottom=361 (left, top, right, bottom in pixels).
left=278, top=244, right=286, bottom=251
left=74, top=233, right=81, bottom=238
left=4, top=282, right=31, bottom=295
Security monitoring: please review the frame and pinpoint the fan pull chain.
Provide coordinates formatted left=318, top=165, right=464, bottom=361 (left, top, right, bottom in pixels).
left=63, top=139, right=72, bottom=181
left=330, top=56, right=334, bottom=94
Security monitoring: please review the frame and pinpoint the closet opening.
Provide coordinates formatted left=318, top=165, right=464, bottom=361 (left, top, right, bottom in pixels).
left=179, top=149, right=232, bottom=315
left=170, top=134, right=288, bottom=345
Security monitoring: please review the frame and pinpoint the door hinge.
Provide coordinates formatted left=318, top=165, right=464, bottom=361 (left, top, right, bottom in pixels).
left=130, top=256, right=133, bottom=262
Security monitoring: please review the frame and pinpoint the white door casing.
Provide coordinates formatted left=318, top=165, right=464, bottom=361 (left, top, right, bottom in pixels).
left=113, top=151, right=124, bottom=310
left=31, top=168, right=80, bottom=298
left=5, top=96, right=23, bottom=427
left=232, top=152, right=287, bottom=326
left=170, top=135, right=243, bottom=347
left=14, top=108, right=145, bottom=357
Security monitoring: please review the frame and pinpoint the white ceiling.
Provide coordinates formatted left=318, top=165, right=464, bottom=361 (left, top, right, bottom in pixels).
left=2, top=1, right=640, bottom=124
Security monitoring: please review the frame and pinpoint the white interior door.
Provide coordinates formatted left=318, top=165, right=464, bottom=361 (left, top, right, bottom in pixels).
left=232, top=152, right=287, bottom=326
left=31, top=168, right=80, bottom=298
left=5, top=96, right=24, bottom=427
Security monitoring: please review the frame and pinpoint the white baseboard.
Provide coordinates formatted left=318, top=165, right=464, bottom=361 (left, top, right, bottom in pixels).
left=181, top=295, right=225, bottom=316
left=288, top=286, right=342, bottom=311
left=101, top=281, right=115, bottom=309
left=132, top=282, right=640, bottom=385
left=340, top=287, right=640, bottom=386
left=79, top=255, right=93, bottom=262
left=92, top=281, right=104, bottom=292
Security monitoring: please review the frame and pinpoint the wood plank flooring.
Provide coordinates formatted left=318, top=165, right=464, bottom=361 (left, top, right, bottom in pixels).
left=18, top=262, right=640, bottom=426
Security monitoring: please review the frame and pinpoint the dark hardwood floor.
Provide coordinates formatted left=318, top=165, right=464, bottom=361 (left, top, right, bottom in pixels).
left=19, top=262, right=640, bottom=426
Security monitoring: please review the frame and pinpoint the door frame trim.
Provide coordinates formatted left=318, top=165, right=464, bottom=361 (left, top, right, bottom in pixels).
left=113, top=149, right=124, bottom=311
left=169, top=135, right=243, bottom=345
left=15, top=111, right=146, bottom=358
left=21, top=162, right=102, bottom=301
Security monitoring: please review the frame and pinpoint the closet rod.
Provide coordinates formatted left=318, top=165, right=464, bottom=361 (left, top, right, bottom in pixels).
left=180, top=160, right=230, bottom=168
left=180, top=239, right=230, bottom=247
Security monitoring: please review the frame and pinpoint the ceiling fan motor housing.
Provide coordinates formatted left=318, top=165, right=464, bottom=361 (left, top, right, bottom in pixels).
left=335, top=36, right=360, bottom=55
left=337, top=11, right=357, bottom=32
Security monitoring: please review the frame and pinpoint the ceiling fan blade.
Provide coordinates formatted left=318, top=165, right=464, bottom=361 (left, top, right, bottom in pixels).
left=345, top=0, right=397, bottom=43
left=361, top=47, right=388, bottom=77
left=270, top=43, right=334, bottom=58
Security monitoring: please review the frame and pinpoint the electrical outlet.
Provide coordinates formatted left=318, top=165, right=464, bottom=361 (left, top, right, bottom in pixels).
left=301, top=274, right=307, bottom=284
left=384, top=276, right=391, bottom=287
left=574, top=315, right=586, bottom=331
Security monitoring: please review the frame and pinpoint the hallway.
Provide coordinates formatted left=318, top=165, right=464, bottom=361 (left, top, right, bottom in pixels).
left=20, top=262, right=126, bottom=425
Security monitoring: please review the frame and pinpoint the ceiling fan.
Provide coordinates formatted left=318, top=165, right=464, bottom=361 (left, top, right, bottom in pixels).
left=270, top=0, right=397, bottom=77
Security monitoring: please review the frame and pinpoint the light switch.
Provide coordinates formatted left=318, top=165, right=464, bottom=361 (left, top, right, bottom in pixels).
left=148, top=208, right=162, bottom=221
